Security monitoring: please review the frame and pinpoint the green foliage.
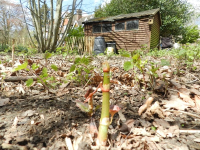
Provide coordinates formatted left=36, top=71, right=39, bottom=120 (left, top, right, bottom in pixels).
left=51, top=64, right=58, bottom=71
left=151, top=126, right=157, bottom=131
left=123, top=61, right=133, bottom=71
left=68, top=26, right=84, bottom=37
left=40, top=67, right=48, bottom=78
left=13, top=61, right=28, bottom=72
left=26, top=78, right=34, bottom=87
left=118, top=49, right=131, bottom=57
left=27, top=48, right=38, bottom=55
left=15, top=45, right=28, bottom=52
left=147, top=62, right=159, bottom=90
left=147, top=44, right=200, bottom=74
left=132, top=53, right=147, bottom=72
left=31, top=63, right=40, bottom=70
left=76, top=100, right=90, bottom=113
left=161, top=59, right=171, bottom=66
left=44, top=52, right=52, bottom=60
left=180, top=25, right=200, bottom=44
left=11, top=56, right=62, bottom=90
left=94, top=0, right=194, bottom=37
left=67, top=56, right=94, bottom=84
left=147, top=49, right=168, bottom=57
left=0, top=45, right=9, bottom=52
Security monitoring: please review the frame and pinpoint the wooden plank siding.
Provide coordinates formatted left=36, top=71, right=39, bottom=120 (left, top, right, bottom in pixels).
left=83, top=9, right=161, bottom=52
left=85, top=19, right=151, bottom=51
left=150, top=13, right=161, bottom=49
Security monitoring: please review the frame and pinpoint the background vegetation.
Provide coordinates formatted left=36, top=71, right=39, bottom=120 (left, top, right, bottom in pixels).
left=94, top=0, right=196, bottom=39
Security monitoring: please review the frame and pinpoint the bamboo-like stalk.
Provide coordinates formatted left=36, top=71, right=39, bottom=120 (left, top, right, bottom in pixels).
left=98, top=61, right=110, bottom=146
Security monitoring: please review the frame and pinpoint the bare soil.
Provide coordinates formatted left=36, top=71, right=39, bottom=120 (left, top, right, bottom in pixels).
left=0, top=54, right=200, bottom=150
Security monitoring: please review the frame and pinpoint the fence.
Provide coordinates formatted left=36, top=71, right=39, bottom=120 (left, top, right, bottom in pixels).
left=65, top=36, right=95, bottom=55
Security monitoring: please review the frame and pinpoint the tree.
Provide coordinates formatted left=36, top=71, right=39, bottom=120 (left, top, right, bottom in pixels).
left=0, top=0, right=23, bottom=45
left=94, top=0, right=194, bottom=38
left=20, top=0, right=82, bottom=53
left=40, top=3, right=50, bottom=27
left=180, top=25, right=199, bottom=44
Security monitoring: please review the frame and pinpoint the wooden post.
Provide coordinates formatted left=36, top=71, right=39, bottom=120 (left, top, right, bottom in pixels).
left=12, top=39, right=15, bottom=67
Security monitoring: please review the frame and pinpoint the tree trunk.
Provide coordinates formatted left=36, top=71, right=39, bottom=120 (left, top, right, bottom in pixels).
left=21, top=0, right=80, bottom=53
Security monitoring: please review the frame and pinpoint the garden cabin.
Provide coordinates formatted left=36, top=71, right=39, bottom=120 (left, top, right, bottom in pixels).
left=83, top=8, right=161, bottom=52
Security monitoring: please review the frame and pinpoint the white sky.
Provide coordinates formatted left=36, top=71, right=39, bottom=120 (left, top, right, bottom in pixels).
left=187, top=0, right=200, bottom=5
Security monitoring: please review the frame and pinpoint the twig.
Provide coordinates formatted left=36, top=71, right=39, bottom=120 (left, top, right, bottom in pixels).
left=165, top=109, right=200, bottom=119
left=180, top=130, right=200, bottom=133
left=186, top=79, right=199, bottom=84
left=83, top=74, right=94, bottom=88
left=168, top=89, right=179, bottom=93
left=186, top=73, right=199, bottom=84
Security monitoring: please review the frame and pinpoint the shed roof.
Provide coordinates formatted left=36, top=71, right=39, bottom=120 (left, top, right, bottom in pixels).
left=83, top=8, right=160, bottom=24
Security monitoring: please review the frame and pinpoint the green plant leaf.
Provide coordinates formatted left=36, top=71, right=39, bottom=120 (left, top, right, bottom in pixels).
left=123, top=61, right=133, bottom=71
left=80, top=56, right=90, bottom=65
left=76, top=100, right=89, bottom=112
left=179, top=49, right=186, bottom=56
left=13, top=61, right=28, bottom=72
left=47, top=76, right=55, bottom=81
left=44, top=52, right=52, bottom=60
left=84, top=68, right=90, bottom=74
left=151, top=126, right=157, bottom=131
left=41, top=67, right=48, bottom=77
left=121, top=53, right=131, bottom=57
left=132, top=53, right=140, bottom=61
left=70, top=64, right=76, bottom=72
left=51, top=64, right=58, bottom=71
left=74, top=57, right=81, bottom=64
left=26, top=78, right=34, bottom=87
left=161, top=59, right=171, bottom=66
left=31, top=63, right=39, bottom=70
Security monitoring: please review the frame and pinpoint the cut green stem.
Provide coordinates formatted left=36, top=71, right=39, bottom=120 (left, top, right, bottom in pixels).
left=98, top=61, right=110, bottom=146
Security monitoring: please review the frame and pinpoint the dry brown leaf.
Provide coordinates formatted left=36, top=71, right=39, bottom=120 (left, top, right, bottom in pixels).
left=194, top=95, right=200, bottom=110
left=190, top=88, right=200, bottom=96
left=84, top=86, right=93, bottom=98
left=193, top=84, right=200, bottom=89
left=0, top=98, right=10, bottom=106
left=138, top=97, right=154, bottom=116
left=178, top=92, right=195, bottom=107
left=169, top=79, right=182, bottom=89
left=163, top=95, right=191, bottom=110
left=142, top=101, right=165, bottom=119
left=119, top=119, right=134, bottom=133
left=89, top=119, right=98, bottom=138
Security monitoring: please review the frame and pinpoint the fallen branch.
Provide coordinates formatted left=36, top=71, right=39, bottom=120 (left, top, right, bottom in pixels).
left=4, top=76, right=38, bottom=82
left=165, top=109, right=200, bottom=119
left=180, top=130, right=200, bottom=134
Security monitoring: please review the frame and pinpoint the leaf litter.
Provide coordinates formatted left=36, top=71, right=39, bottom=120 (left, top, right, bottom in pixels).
left=0, top=54, right=200, bottom=149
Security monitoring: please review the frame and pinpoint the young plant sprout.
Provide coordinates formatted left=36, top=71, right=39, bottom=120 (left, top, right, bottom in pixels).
left=76, top=61, right=121, bottom=146
left=97, top=61, right=111, bottom=146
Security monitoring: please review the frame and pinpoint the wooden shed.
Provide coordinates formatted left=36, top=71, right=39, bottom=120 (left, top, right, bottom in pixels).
left=83, top=8, right=161, bottom=52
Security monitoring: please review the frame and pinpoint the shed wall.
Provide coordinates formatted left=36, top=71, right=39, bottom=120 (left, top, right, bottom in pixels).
left=84, top=18, right=151, bottom=52
left=150, top=13, right=160, bottom=49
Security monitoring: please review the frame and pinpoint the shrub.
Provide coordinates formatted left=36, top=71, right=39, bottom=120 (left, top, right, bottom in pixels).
left=0, top=45, right=9, bottom=52
left=15, top=45, right=28, bottom=52
left=180, top=25, right=199, bottom=44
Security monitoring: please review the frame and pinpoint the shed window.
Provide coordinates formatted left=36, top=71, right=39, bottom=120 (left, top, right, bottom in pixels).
left=102, top=24, right=112, bottom=32
left=93, top=25, right=101, bottom=33
left=126, top=20, right=139, bottom=30
left=115, top=22, right=125, bottom=31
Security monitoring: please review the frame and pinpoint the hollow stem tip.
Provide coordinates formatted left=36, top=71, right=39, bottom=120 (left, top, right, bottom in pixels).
left=102, top=61, right=110, bottom=72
